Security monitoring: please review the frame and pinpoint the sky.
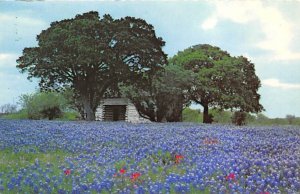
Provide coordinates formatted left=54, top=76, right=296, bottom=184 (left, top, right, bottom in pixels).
left=0, top=0, right=300, bottom=118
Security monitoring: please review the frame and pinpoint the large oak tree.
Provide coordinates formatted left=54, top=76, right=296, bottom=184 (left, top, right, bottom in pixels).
left=120, top=64, right=193, bottom=122
left=170, top=44, right=264, bottom=123
left=17, top=11, right=167, bottom=120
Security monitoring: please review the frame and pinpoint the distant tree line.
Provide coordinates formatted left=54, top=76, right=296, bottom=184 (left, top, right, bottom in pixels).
left=0, top=104, right=17, bottom=114
left=181, top=108, right=300, bottom=125
left=16, top=11, right=264, bottom=123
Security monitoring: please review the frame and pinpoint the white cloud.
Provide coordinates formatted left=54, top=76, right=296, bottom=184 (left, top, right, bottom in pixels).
left=201, top=17, right=218, bottom=30
left=0, top=13, right=47, bottom=43
left=0, top=51, right=37, bottom=106
left=201, top=0, right=300, bottom=61
left=262, top=78, right=300, bottom=89
left=0, top=71, right=37, bottom=106
left=0, top=53, right=18, bottom=68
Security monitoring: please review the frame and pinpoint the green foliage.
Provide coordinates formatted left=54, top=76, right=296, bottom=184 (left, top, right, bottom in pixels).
left=2, top=110, right=79, bottom=121
left=247, top=113, right=284, bottom=125
left=2, top=109, right=28, bottom=119
left=245, top=113, right=256, bottom=123
left=61, top=88, right=85, bottom=119
left=17, top=11, right=166, bottom=121
left=270, top=118, right=289, bottom=125
left=183, top=108, right=300, bottom=126
left=0, top=148, right=70, bottom=173
left=114, top=160, right=127, bottom=171
left=150, top=150, right=174, bottom=166
left=19, top=91, right=67, bottom=120
left=0, top=147, right=72, bottom=192
left=255, top=113, right=270, bottom=123
left=243, top=113, right=300, bottom=126
left=293, top=118, right=300, bottom=125
left=170, top=44, right=264, bottom=123
left=56, top=111, right=80, bottom=121
left=182, top=108, right=202, bottom=122
left=286, top=114, right=296, bottom=124
left=183, top=108, right=233, bottom=123
left=210, top=109, right=232, bottom=123
left=121, top=64, right=192, bottom=122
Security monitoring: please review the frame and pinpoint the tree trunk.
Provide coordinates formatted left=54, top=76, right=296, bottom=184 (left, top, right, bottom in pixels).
left=82, top=97, right=95, bottom=121
left=166, top=102, right=183, bottom=122
left=134, top=100, right=157, bottom=122
left=203, top=104, right=210, bottom=123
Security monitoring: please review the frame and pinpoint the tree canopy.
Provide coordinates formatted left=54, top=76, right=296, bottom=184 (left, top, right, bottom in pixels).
left=17, top=11, right=167, bottom=120
left=120, top=64, right=192, bottom=122
left=170, top=44, right=264, bottom=123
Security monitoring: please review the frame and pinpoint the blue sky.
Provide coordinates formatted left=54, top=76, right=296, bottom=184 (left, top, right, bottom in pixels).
left=0, top=0, right=300, bottom=118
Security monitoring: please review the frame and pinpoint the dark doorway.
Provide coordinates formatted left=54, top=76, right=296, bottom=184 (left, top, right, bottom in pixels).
left=103, top=105, right=126, bottom=121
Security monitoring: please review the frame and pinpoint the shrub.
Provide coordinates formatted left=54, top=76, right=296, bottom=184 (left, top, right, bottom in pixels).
left=19, top=92, right=67, bottom=120
left=232, top=111, right=247, bottom=126
left=182, top=108, right=202, bottom=122
left=210, top=109, right=232, bottom=123
left=286, top=114, right=296, bottom=124
left=56, top=111, right=80, bottom=121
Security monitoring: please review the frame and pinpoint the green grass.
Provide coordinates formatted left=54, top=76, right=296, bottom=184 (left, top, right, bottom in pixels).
left=0, top=147, right=73, bottom=193
left=56, top=111, right=80, bottom=121
left=1, top=110, right=28, bottom=119
left=114, top=159, right=127, bottom=171
left=183, top=107, right=300, bottom=126
left=182, top=108, right=232, bottom=123
left=2, top=110, right=80, bottom=121
left=0, top=148, right=71, bottom=173
left=253, top=117, right=300, bottom=126
left=0, top=147, right=212, bottom=193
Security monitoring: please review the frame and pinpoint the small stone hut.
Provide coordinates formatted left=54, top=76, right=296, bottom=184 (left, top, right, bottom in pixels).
left=95, top=98, right=149, bottom=123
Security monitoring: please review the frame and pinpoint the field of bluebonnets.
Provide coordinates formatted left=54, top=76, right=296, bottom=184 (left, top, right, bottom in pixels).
left=0, top=119, right=300, bottom=194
